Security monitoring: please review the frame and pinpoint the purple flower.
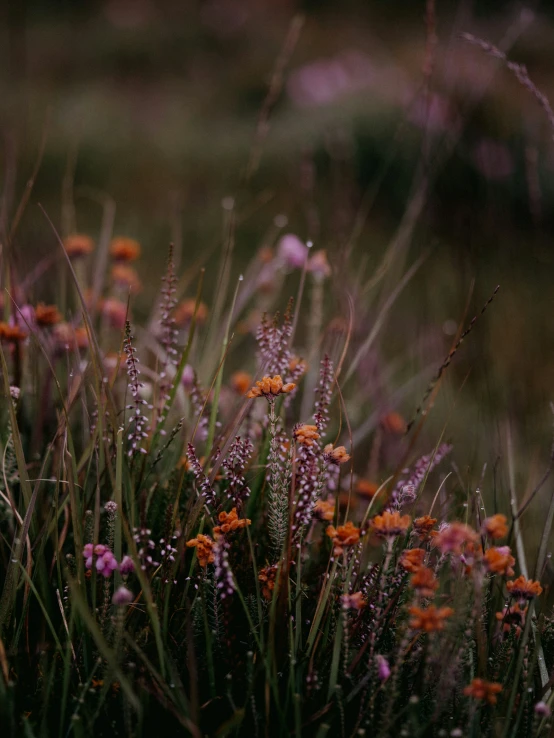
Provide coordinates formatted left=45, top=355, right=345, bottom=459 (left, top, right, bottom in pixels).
left=112, top=586, right=134, bottom=606
left=119, top=555, right=135, bottom=574
left=83, top=543, right=118, bottom=578
left=181, top=364, right=195, bottom=390
left=376, top=655, right=391, bottom=681
left=535, top=701, right=551, bottom=717
left=277, top=234, right=308, bottom=269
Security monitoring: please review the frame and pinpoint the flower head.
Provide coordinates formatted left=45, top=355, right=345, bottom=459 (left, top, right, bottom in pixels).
left=484, top=546, right=515, bottom=577
left=463, top=678, right=502, bottom=705
left=314, top=498, right=335, bottom=521
left=506, top=575, right=543, bottom=600
left=326, top=521, right=360, bottom=555
left=83, top=543, right=118, bottom=578
left=258, top=564, right=278, bottom=600
left=433, top=522, right=478, bottom=555
left=411, top=567, right=439, bottom=597
left=413, top=515, right=437, bottom=541
left=102, top=298, right=128, bottom=330
left=119, top=555, right=135, bottom=574
left=111, top=264, right=142, bottom=294
left=409, top=604, right=454, bottom=632
left=0, top=322, right=27, bottom=342
left=230, top=371, right=252, bottom=395
left=482, top=513, right=508, bottom=540
left=294, top=423, right=320, bottom=446
left=308, top=250, right=331, bottom=279
left=324, top=444, right=351, bottom=465
left=174, top=299, right=208, bottom=326
left=277, top=234, right=308, bottom=269
left=399, top=548, right=426, bottom=573
left=186, top=534, right=215, bottom=567
left=246, top=375, right=296, bottom=400
left=341, top=591, right=366, bottom=610
left=356, top=479, right=379, bottom=498
left=376, top=655, right=391, bottom=681
left=112, top=586, right=134, bottom=606
left=370, top=510, right=411, bottom=538
left=495, top=603, right=526, bottom=636
left=213, top=507, right=251, bottom=536
left=35, top=303, right=62, bottom=326
left=64, top=233, right=94, bottom=258
left=380, top=411, right=407, bottom=435
left=110, top=237, right=141, bottom=262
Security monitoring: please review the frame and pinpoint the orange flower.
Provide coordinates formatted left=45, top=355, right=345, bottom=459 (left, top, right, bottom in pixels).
left=326, top=521, right=360, bottom=555
left=64, top=233, right=94, bottom=258
left=413, top=515, right=438, bottom=541
left=174, top=299, right=208, bottom=326
left=110, top=237, right=141, bottom=262
left=324, top=444, right=351, bottom=465
left=463, top=678, right=502, bottom=705
left=356, top=479, right=379, bottom=498
left=101, top=298, right=128, bottom=330
left=433, top=522, right=478, bottom=555
left=230, top=371, right=252, bottom=395
left=409, top=605, right=454, bottom=632
left=484, top=546, right=515, bottom=577
left=246, top=375, right=296, bottom=399
left=341, top=591, right=366, bottom=610
left=35, top=303, right=62, bottom=326
left=506, top=575, right=543, bottom=600
left=186, top=534, right=215, bottom=567
left=0, top=322, right=27, bottom=342
left=380, top=412, right=407, bottom=435
left=400, top=548, right=426, bottom=573
left=370, top=510, right=411, bottom=538
left=496, top=603, right=526, bottom=636
left=314, top=499, right=335, bottom=521
left=213, top=508, right=251, bottom=536
left=294, top=424, right=320, bottom=446
left=111, top=264, right=142, bottom=294
left=482, top=514, right=508, bottom=540
left=258, top=564, right=278, bottom=600
left=411, top=567, right=439, bottom=597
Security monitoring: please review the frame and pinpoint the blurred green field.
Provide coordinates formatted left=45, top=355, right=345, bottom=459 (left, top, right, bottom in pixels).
left=3, top=0, right=554, bottom=547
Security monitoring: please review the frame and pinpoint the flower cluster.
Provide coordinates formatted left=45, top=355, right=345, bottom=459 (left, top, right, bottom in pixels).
left=246, top=374, right=296, bottom=400
left=83, top=544, right=118, bottom=578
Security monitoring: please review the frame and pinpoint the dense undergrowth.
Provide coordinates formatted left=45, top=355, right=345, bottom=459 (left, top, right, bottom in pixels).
left=0, top=220, right=553, bottom=738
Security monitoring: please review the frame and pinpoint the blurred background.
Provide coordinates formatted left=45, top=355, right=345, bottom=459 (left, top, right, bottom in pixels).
left=2, top=0, right=554, bottom=531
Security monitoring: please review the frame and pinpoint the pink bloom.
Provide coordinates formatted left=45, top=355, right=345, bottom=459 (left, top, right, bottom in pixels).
left=112, top=586, right=134, bottom=606
left=277, top=234, right=308, bottom=269
left=377, top=655, right=391, bottom=681
left=119, top=555, right=135, bottom=574
left=181, top=364, right=195, bottom=390
left=83, top=543, right=118, bottom=578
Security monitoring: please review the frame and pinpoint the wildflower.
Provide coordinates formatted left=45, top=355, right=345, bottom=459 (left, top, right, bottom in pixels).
left=433, top=522, right=478, bottom=555
left=112, top=586, right=134, bottom=606
left=258, top=564, right=278, bottom=600
left=463, top=678, right=502, bottom=705
left=535, top=701, right=552, bottom=718
left=277, top=233, right=308, bottom=268
left=174, top=299, right=208, bottom=326
left=409, top=605, right=454, bottom=632
left=214, top=537, right=235, bottom=599
left=289, top=356, right=307, bottom=376
left=326, top=521, right=360, bottom=555
left=213, top=507, right=251, bottom=536
left=413, top=515, right=437, bottom=541
left=324, top=444, right=351, bottom=465
left=484, top=546, right=515, bottom=577
left=294, top=424, right=320, bottom=446
left=246, top=375, right=296, bottom=399
left=308, top=250, right=331, bottom=279
left=482, top=513, right=508, bottom=540
left=83, top=543, right=118, bottom=578
left=356, top=479, right=379, bottom=498
left=0, top=322, right=27, bottom=342
left=102, top=298, right=128, bottom=330
left=496, top=603, right=526, bottom=636
left=341, top=591, right=366, bottom=610
left=314, top=498, right=335, bottom=521
left=376, top=655, right=391, bottom=681
left=370, top=510, right=411, bottom=538
left=119, top=555, right=135, bottom=574
left=186, top=534, right=216, bottom=567
left=230, top=371, right=252, bottom=395
left=506, top=575, right=543, bottom=600
left=380, top=411, right=407, bottom=435
left=35, top=303, right=62, bottom=326
left=411, top=567, right=439, bottom=597
left=110, top=237, right=141, bottom=262
left=400, top=548, right=426, bottom=573
left=64, top=233, right=94, bottom=258
left=111, top=264, right=142, bottom=294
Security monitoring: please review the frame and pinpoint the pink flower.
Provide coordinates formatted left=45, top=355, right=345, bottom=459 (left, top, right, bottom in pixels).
left=308, top=250, right=331, bottom=279
left=376, top=655, right=391, bottom=681
left=181, top=364, right=195, bottom=390
left=119, top=555, right=135, bottom=574
left=277, top=234, right=308, bottom=269
left=83, top=543, right=118, bottom=578
left=112, top=586, right=134, bottom=606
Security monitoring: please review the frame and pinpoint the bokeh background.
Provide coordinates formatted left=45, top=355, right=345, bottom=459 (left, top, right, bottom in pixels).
left=2, top=0, right=554, bottom=533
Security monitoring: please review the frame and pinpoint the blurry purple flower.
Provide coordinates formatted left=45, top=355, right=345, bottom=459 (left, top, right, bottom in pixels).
left=472, top=138, right=514, bottom=181
left=308, top=250, right=331, bottom=279
left=17, top=304, right=36, bottom=330
left=376, top=655, right=391, bottom=681
left=112, top=586, right=134, bottom=606
left=277, top=234, right=308, bottom=269
left=119, top=555, right=135, bottom=574
left=181, top=364, right=195, bottom=390
left=535, top=701, right=551, bottom=717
